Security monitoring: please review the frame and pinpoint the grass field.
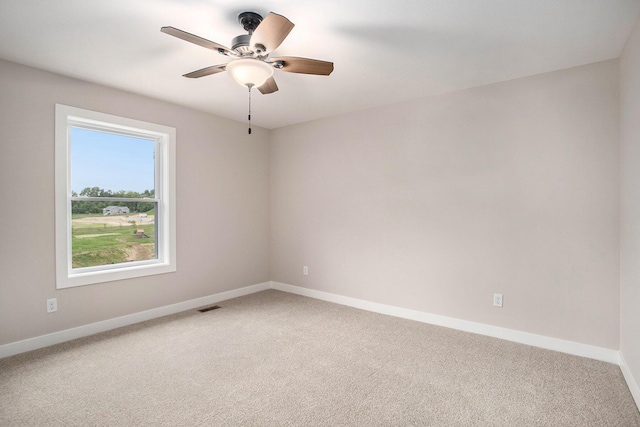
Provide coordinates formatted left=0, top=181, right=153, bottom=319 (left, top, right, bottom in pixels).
left=72, top=215, right=155, bottom=268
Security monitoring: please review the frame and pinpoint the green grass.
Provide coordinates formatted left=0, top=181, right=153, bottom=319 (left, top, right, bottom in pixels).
left=72, top=248, right=128, bottom=267
left=72, top=221, right=155, bottom=268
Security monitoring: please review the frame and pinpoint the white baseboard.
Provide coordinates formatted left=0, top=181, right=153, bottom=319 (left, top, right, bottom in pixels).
left=620, top=353, right=640, bottom=409
left=0, top=282, right=270, bottom=359
left=270, top=281, right=619, bottom=365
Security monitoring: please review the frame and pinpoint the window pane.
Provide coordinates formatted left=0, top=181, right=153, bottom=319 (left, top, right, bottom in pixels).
left=70, top=127, right=155, bottom=197
left=71, top=201, right=157, bottom=269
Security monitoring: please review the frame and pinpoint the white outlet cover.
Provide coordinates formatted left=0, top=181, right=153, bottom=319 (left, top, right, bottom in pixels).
left=47, top=298, right=58, bottom=313
left=493, top=294, right=503, bottom=307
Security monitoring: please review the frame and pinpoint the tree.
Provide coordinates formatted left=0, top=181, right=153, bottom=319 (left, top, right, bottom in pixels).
left=72, top=187, right=155, bottom=214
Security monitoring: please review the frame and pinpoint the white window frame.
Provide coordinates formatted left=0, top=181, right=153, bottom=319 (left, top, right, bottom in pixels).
left=55, top=104, right=176, bottom=289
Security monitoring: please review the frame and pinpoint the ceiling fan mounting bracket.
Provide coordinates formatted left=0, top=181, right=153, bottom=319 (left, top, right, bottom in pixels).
left=238, top=12, right=263, bottom=34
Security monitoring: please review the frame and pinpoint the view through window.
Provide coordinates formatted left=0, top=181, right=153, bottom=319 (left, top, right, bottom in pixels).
left=70, top=127, right=157, bottom=268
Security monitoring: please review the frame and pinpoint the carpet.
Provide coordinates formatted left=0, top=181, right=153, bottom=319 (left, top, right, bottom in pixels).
left=1, top=290, right=638, bottom=426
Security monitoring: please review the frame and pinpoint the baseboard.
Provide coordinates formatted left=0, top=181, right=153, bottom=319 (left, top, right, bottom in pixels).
left=0, top=282, right=270, bottom=359
left=270, top=281, right=619, bottom=365
left=620, top=353, right=640, bottom=409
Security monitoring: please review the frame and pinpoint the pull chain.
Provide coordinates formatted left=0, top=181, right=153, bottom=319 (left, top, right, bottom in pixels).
left=247, top=84, right=253, bottom=135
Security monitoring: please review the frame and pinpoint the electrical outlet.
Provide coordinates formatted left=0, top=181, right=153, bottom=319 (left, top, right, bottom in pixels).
left=493, top=293, right=503, bottom=308
left=303, top=266, right=308, bottom=276
left=47, top=298, right=57, bottom=313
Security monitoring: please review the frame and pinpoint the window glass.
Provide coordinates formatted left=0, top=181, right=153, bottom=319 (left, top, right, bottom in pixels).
left=70, top=128, right=158, bottom=269
left=70, top=127, right=155, bottom=196
left=70, top=200, right=157, bottom=269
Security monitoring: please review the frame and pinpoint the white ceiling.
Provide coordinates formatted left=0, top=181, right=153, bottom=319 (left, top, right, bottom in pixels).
left=1, top=0, right=639, bottom=129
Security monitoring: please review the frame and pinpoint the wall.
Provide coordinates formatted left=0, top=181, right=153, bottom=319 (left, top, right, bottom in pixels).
left=0, top=59, right=270, bottom=345
left=620, top=15, right=640, bottom=402
left=0, top=54, right=625, bottom=357
left=270, top=60, right=620, bottom=349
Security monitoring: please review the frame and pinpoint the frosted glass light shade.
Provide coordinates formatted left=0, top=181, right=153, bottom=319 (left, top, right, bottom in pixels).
left=226, top=59, right=274, bottom=88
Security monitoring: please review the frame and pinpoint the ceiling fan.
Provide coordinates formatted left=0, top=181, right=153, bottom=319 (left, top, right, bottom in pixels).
left=161, top=11, right=334, bottom=95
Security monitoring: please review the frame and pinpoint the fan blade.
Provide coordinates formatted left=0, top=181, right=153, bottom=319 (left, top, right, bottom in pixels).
left=161, top=26, right=232, bottom=55
left=271, top=57, right=334, bottom=76
left=258, top=76, right=279, bottom=94
left=250, top=13, right=294, bottom=54
left=183, top=64, right=226, bottom=78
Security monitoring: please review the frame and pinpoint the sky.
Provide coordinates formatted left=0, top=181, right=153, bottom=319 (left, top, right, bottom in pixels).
left=71, top=127, right=155, bottom=194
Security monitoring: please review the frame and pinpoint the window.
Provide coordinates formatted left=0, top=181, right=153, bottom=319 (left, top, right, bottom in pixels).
left=55, top=104, right=176, bottom=288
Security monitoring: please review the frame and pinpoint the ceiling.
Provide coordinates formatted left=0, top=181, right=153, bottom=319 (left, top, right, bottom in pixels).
left=1, top=1, right=639, bottom=129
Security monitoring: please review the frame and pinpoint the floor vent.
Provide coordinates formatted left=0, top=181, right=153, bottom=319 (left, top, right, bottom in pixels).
left=197, top=305, right=221, bottom=313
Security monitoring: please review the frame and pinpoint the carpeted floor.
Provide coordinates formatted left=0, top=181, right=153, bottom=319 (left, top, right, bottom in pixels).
left=1, top=290, right=639, bottom=426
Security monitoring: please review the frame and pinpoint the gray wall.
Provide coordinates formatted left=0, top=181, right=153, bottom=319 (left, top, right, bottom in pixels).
left=270, top=60, right=620, bottom=349
left=0, top=59, right=271, bottom=345
left=620, top=14, right=640, bottom=401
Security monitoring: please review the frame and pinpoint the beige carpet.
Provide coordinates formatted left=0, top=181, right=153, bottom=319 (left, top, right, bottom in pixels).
left=1, top=290, right=638, bottom=426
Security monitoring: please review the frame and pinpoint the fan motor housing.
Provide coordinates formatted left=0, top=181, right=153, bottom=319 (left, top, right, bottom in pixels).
left=231, top=34, right=251, bottom=53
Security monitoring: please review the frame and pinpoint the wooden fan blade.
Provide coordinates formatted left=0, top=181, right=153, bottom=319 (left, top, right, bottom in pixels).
left=271, top=57, right=334, bottom=75
left=258, top=76, right=279, bottom=94
left=183, top=64, right=227, bottom=78
left=250, top=13, right=294, bottom=54
left=161, top=26, right=231, bottom=55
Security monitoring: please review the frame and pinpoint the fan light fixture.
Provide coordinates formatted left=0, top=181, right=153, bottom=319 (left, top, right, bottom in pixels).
left=226, top=58, right=274, bottom=88
left=225, top=58, right=275, bottom=135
